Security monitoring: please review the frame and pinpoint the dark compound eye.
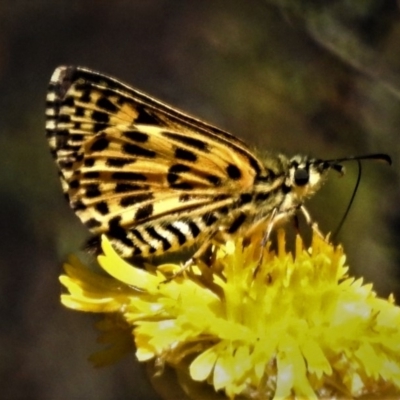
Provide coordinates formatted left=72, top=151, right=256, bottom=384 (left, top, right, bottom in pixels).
left=294, top=168, right=309, bottom=186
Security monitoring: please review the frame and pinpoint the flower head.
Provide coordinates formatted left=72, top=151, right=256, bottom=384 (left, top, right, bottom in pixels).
left=60, top=231, right=400, bottom=399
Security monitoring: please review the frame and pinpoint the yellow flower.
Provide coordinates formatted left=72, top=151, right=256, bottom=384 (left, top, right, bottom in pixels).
left=60, top=231, right=400, bottom=399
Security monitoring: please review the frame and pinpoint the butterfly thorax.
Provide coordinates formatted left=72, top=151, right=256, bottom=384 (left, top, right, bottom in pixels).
left=246, top=154, right=330, bottom=227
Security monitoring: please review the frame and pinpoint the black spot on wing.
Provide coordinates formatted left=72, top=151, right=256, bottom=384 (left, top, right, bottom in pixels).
left=115, top=183, right=148, bottom=193
left=100, top=89, right=115, bottom=98
left=83, top=171, right=100, bottom=179
left=80, top=89, right=92, bottom=103
left=85, top=184, right=102, bottom=198
left=164, top=223, right=187, bottom=245
left=69, top=179, right=80, bottom=189
left=90, top=109, right=110, bottom=133
left=167, top=173, right=178, bottom=184
left=132, top=246, right=143, bottom=256
left=63, top=144, right=81, bottom=152
left=255, top=192, right=270, bottom=202
left=63, top=96, right=75, bottom=107
left=112, top=172, right=147, bottom=181
left=84, top=158, right=95, bottom=167
left=108, top=216, right=134, bottom=247
left=202, top=212, right=217, bottom=227
left=134, top=105, right=160, bottom=125
left=116, top=96, right=126, bottom=106
left=169, top=164, right=191, bottom=174
left=95, top=201, right=109, bottom=215
left=91, top=110, right=109, bottom=124
left=239, top=193, right=252, bottom=205
left=96, top=97, right=118, bottom=113
left=130, top=229, right=155, bottom=255
left=227, top=213, right=246, bottom=234
left=169, top=182, right=193, bottom=190
left=179, top=194, right=191, bottom=202
left=226, top=164, right=242, bottom=180
left=167, top=164, right=191, bottom=185
left=205, top=174, right=221, bottom=186
left=162, top=131, right=208, bottom=151
left=131, top=228, right=146, bottom=244
left=85, top=218, right=102, bottom=229
left=135, top=204, right=153, bottom=220
left=70, top=133, right=84, bottom=142
left=188, top=221, right=200, bottom=238
left=68, top=179, right=81, bottom=189
left=219, top=206, right=229, bottom=215
left=126, top=231, right=146, bottom=256
left=120, top=193, right=154, bottom=207
left=72, top=200, right=87, bottom=211
left=106, top=157, right=135, bottom=167
left=75, top=106, right=85, bottom=117
left=123, top=130, right=149, bottom=143
left=123, top=143, right=156, bottom=158
left=90, top=136, right=110, bottom=152
left=214, top=194, right=229, bottom=201
left=174, top=148, right=197, bottom=162
left=145, top=227, right=171, bottom=251
left=59, top=160, right=74, bottom=169
left=58, top=114, right=71, bottom=123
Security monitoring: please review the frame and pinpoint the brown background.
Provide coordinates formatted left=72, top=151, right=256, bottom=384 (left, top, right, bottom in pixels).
left=1, top=1, right=400, bottom=399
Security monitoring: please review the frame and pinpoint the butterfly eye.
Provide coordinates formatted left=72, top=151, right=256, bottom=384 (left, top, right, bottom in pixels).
left=294, top=168, right=309, bottom=186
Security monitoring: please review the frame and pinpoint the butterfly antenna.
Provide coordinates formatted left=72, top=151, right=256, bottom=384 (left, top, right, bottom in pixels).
left=331, top=160, right=362, bottom=241
left=328, top=152, right=391, bottom=241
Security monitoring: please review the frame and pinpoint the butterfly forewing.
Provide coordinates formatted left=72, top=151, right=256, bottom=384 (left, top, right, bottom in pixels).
left=46, top=66, right=271, bottom=257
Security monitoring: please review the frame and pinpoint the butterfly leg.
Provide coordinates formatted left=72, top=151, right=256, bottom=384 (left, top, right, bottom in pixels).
left=291, top=211, right=313, bottom=255
left=260, top=208, right=278, bottom=249
left=254, top=205, right=323, bottom=275
left=252, top=209, right=279, bottom=276
left=299, top=205, right=325, bottom=240
left=161, top=232, right=218, bottom=283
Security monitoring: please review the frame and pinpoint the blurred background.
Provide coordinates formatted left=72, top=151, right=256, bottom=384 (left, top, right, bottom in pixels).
left=1, top=1, right=399, bottom=399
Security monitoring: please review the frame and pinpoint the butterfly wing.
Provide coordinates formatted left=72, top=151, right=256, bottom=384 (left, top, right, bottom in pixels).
left=46, top=66, right=268, bottom=257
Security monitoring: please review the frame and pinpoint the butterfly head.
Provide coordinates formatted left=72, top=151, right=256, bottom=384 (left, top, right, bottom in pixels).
left=285, top=156, right=331, bottom=201
left=286, top=153, right=391, bottom=201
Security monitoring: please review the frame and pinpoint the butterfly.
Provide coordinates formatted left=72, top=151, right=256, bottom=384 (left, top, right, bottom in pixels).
left=45, top=66, right=391, bottom=266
